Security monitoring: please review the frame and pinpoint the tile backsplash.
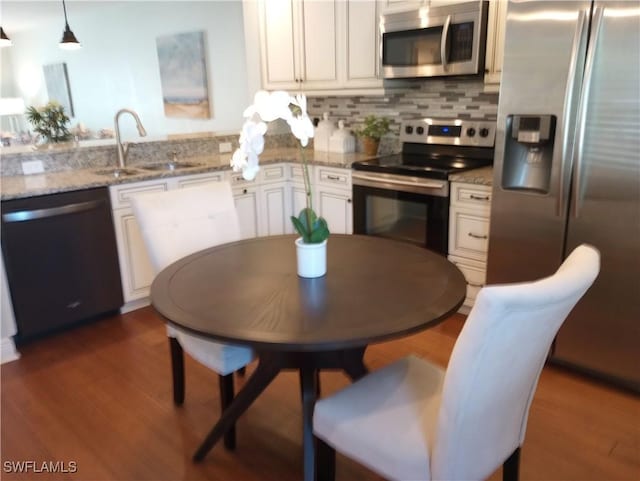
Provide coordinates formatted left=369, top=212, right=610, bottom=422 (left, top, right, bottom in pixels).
left=307, top=78, right=498, bottom=153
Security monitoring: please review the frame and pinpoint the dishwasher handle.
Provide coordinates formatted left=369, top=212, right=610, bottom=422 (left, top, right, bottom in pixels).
left=2, top=199, right=105, bottom=223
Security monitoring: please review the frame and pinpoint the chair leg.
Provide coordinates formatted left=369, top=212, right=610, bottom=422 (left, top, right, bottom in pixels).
left=169, top=337, right=185, bottom=406
left=219, top=373, right=236, bottom=450
left=316, top=438, right=336, bottom=481
left=503, top=447, right=521, bottom=481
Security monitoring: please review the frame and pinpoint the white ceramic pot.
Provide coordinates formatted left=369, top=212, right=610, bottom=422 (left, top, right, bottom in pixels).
left=295, top=238, right=327, bottom=278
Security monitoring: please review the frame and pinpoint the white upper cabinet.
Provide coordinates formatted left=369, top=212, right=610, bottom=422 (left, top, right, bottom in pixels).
left=260, top=0, right=339, bottom=90
left=346, top=0, right=381, bottom=88
left=258, top=0, right=382, bottom=94
left=381, top=0, right=469, bottom=13
left=484, top=0, right=507, bottom=89
left=261, top=0, right=298, bottom=86
left=302, top=0, right=339, bottom=85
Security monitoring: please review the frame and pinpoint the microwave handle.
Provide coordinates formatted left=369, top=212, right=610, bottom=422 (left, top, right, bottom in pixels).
left=441, top=15, right=451, bottom=70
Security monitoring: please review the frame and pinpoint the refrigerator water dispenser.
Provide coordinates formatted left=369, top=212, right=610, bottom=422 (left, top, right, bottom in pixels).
left=501, top=115, right=556, bottom=194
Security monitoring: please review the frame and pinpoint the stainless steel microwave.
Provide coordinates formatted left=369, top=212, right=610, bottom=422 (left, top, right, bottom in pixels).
left=380, top=1, right=489, bottom=79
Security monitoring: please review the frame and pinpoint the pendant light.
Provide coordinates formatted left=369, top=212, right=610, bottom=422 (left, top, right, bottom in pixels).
left=0, top=27, right=12, bottom=48
left=59, top=0, right=81, bottom=50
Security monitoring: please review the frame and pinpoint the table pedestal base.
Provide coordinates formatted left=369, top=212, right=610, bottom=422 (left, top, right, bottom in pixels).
left=192, top=347, right=368, bottom=481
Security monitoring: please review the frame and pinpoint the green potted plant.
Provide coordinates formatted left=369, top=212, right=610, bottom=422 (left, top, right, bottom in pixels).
left=356, top=114, right=390, bottom=156
left=26, top=101, right=72, bottom=144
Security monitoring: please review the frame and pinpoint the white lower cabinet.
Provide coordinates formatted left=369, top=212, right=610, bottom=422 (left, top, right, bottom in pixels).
left=258, top=164, right=289, bottom=237
left=111, top=164, right=353, bottom=311
left=260, top=183, right=288, bottom=236
left=316, top=166, right=353, bottom=235
left=109, top=178, right=172, bottom=310
left=448, top=182, right=492, bottom=312
left=233, top=185, right=261, bottom=240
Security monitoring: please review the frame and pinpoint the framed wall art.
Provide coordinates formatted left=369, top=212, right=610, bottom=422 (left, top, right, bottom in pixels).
left=156, top=31, right=211, bottom=119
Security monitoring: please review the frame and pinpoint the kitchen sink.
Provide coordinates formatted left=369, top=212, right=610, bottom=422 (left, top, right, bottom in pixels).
left=138, top=161, right=204, bottom=171
left=94, top=168, right=142, bottom=178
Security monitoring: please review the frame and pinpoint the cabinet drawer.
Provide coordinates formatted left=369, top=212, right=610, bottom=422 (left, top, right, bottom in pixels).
left=109, top=179, right=171, bottom=209
left=449, top=255, right=486, bottom=307
left=449, top=206, right=490, bottom=261
left=227, top=170, right=255, bottom=187
left=176, top=172, right=225, bottom=188
left=451, top=183, right=492, bottom=213
left=289, top=164, right=311, bottom=183
left=316, top=166, right=351, bottom=189
left=262, top=164, right=287, bottom=183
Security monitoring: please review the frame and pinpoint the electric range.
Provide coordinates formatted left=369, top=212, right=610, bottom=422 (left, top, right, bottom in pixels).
left=351, top=118, right=496, bottom=254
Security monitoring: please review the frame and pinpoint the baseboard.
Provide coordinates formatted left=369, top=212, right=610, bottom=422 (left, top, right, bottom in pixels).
left=1, top=337, right=20, bottom=364
left=120, top=298, right=150, bottom=314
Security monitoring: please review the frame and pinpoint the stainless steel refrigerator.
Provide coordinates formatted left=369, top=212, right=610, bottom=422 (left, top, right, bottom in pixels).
left=487, top=1, right=640, bottom=391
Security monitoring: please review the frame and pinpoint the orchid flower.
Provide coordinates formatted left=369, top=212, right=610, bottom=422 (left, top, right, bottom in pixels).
left=287, top=94, right=314, bottom=147
left=231, top=90, right=329, bottom=243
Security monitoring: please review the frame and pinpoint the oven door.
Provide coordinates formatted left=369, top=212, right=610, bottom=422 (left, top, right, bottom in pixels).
left=381, top=1, right=488, bottom=79
left=352, top=173, right=449, bottom=255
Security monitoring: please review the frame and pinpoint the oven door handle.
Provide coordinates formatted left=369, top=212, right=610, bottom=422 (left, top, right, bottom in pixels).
left=352, top=173, right=446, bottom=191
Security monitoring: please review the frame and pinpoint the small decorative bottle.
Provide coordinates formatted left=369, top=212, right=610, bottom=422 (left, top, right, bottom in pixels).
left=314, top=112, right=336, bottom=152
left=329, top=120, right=356, bottom=153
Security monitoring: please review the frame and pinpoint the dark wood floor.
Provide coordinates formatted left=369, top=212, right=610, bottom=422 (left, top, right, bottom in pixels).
left=1, top=307, right=638, bottom=481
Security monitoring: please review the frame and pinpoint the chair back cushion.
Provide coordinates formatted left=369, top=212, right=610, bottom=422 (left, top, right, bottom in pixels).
left=130, top=182, right=241, bottom=273
left=431, top=245, right=600, bottom=481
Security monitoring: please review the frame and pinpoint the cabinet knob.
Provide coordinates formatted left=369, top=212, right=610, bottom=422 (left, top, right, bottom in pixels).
left=243, top=188, right=248, bottom=195
left=347, top=198, right=352, bottom=203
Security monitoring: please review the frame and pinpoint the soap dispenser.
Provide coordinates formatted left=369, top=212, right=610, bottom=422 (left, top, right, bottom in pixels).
left=314, top=112, right=336, bottom=152
left=329, top=120, right=356, bottom=153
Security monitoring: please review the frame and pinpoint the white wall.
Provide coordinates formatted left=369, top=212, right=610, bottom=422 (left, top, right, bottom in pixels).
left=4, top=1, right=252, bottom=138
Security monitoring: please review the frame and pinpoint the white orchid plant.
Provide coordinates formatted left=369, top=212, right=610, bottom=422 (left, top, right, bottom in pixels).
left=231, top=91, right=330, bottom=244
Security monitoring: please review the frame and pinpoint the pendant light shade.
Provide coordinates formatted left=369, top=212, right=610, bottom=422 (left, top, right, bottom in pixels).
left=59, top=0, right=81, bottom=50
left=0, top=27, right=12, bottom=48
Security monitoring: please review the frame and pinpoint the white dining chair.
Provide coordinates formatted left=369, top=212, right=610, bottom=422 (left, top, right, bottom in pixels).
left=313, top=244, right=600, bottom=481
left=131, top=181, right=255, bottom=450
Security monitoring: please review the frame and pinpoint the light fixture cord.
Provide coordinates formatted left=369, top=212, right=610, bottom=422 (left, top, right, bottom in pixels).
left=62, top=0, right=70, bottom=28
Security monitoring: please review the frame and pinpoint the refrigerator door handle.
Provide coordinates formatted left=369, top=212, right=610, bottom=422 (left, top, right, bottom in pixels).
left=557, top=8, right=588, bottom=218
left=571, top=6, right=604, bottom=219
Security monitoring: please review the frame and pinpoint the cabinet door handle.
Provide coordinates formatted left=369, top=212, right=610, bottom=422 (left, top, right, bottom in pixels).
left=326, top=175, right=341, bottom=181
left=469, top=194, right=490, bottom=201
left=468, top=232, right=488, bottom=240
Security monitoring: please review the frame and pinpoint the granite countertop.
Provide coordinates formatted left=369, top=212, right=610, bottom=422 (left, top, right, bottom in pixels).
left=0, top=148, right=375, bottom=201
left=448, top=166, right=493, bottom=186
left=1, top=147, right=494, bottom=200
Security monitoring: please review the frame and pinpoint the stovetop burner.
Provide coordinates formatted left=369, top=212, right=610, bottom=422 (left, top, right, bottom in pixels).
left=352, top=118, right=496, bottom=180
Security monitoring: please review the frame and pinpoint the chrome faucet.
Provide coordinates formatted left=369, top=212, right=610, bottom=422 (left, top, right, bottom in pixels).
left=114, top=108, right=147, bottom=169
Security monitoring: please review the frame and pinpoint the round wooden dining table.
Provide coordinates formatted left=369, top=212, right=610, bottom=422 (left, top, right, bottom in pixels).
left=151, top=234, right=466, bottom=481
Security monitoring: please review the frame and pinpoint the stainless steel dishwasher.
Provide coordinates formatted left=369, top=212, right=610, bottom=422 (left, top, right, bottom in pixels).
left=1, top=187, right=123, bottom=342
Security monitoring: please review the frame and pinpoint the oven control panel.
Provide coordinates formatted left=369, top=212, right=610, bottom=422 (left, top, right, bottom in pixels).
left=400, top=118, right=496, bottom=147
